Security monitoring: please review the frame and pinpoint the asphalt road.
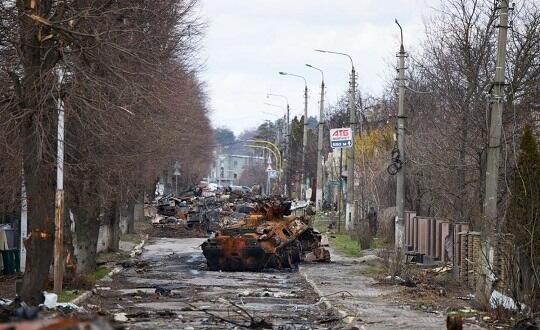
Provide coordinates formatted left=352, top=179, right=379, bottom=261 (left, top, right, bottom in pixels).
left=88, top=237, right=339, bottom=329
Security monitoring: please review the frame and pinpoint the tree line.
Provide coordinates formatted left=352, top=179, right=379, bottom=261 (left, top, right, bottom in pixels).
left=322, top=0, right=540, bottom=312
left=0, top=0, right=213, bottom=303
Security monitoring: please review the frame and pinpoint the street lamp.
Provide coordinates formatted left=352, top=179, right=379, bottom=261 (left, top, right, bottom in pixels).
left=267, top=93, right=291, bottom=197
left=278, top=71, right=309, bottom=201
left=305, top=64, right=325, bottom=212
left=315, top=49, right=358, bottom=229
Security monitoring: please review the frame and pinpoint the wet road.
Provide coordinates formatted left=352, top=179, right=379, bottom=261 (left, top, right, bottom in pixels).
left=89, top=237, right=337, bottom=329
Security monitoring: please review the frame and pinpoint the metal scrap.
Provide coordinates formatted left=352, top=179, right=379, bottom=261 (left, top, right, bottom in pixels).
left=201, top=197, right=330, bottom=271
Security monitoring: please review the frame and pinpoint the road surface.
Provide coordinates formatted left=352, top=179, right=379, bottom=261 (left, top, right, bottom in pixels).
left=89, top=237, right=338, bottom=329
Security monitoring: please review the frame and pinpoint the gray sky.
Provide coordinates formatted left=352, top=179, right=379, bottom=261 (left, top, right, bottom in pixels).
left=199, top=1, right=435, bottom=135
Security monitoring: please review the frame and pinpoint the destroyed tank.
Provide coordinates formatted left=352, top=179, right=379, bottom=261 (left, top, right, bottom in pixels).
left=201, top=199, right=327, bottom=271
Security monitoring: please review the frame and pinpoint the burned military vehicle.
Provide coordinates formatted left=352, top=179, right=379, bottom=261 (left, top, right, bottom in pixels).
left=201, top=198, right=329, bottom=271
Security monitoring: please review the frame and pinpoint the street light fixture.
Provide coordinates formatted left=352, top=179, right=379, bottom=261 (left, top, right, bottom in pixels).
left=278, top=71, right=309, bottom=200
left=305, top=63, right=325, bottom=212
left=315, top=49, right=358, bottom=229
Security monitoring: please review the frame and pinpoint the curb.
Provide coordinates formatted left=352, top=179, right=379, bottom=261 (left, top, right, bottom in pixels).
left=299, top=266, right=359, bottom=327
left=69, top=238, right=147, bottom=305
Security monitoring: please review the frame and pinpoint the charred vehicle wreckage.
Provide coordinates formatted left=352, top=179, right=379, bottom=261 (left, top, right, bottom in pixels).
left=201, top=198, right=330, bottom=271
left=151, top=186, right=330, bottom=271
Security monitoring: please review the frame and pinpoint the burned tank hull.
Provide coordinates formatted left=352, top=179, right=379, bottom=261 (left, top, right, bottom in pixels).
left=201, top=199, right=327, bottom=271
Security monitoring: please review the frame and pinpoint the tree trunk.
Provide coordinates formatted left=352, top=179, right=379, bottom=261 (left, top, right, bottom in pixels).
left=107, top=203, right=120, bottom=252
left=72, top=209, right=100, bottom=275
left=19, top=163, right=55, bottom=305
left=126, top=200, right=135, bottom=234
left=16, top=0, right=62, bottom=305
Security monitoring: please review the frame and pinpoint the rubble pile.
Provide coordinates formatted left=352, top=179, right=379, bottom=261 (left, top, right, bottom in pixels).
left=150, top=185, right=265, bottom=235
left=0, top=295, right=112, bottom=329
left=202, top=197, right=330, bottom=271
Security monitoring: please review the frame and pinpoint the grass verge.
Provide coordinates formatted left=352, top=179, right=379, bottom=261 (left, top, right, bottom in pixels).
left=92, top=265, right=111, bottom=281
left=331, top=233, right=361, bottom=257
left=58, top=289, right=81, bottom=303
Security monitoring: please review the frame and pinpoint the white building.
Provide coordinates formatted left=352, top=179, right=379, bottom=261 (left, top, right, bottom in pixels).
left=208, top=153, right=264, bottom=186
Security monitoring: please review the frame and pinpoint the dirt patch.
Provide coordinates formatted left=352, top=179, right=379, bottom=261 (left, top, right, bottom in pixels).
left=0, top=274, right=20, bottom=299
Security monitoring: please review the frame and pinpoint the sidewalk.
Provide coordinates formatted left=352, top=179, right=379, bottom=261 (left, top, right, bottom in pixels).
left=300, top=246, right=483, bottom=329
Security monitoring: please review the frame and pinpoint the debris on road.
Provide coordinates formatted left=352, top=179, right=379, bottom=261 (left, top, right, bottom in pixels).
left=202, top=197, right=330, bottom=271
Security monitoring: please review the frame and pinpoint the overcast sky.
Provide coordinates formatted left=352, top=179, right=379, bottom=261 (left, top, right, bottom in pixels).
left=199, top=1, right=436, bottom=135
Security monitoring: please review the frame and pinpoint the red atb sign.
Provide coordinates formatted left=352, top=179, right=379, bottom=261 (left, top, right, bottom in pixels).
left=329, top=128, right=353, bottom=148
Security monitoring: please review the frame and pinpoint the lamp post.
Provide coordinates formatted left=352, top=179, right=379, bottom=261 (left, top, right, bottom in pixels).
left=267, top=93, right=290, bottom=197
left=305, top=64, right=325, bottom=211
left=315, top=49, right=357, bottom=230
left=279, top=72, right=309, bottom=200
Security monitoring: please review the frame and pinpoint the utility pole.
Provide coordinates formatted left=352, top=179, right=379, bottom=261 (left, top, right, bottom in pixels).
left=306, top=64, right=325, bottom=211
left=316, top=81, right=324, bottom=210
left=302, top=85, right=308, bottom=200
left=53, top=69, right=65, bottom=293
left=20, top=172, right=27, bottom=272
left=480, top=0, right=510, bottom=297
left=338, top=148, right=343, bottom=232
left=395, top=19, right=407, bottom=251
left=285, top=103, right=290, bottom=196
left=346, top=66, right=356, bottom=230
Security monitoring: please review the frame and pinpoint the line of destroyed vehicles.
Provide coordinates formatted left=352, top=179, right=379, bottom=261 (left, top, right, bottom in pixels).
left=152, top=184, right=331, bottom=271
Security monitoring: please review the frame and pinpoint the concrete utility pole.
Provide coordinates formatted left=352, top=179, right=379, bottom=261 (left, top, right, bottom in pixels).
left=20, top=172, right=27, bottom=272
left=306, top=64, right=325, bottom=211
left=285, top=103, right=290, bottom=196
left=53, top=69, right=65, bottom=293
left=480, top=0, right=510, bottom=296
left=347, top=66, right=357, bottom=230
left=279, top=72, right=308, bottom=200
left=302, top=85, right=308, bottom=200
left=338, top=148, right=343, bottom=232
left=395, top=19, right=407, bottom=250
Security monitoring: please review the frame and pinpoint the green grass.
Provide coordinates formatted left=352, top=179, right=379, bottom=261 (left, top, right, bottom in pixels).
left=331, top=233, right=361, bottom=257
left=351, top=265, right=385, bottom=276
left=371, top=236, right=389, bottom=249
left=58, top=289, right=81, bottom=303
left=91, top=265, right=111, bottom=281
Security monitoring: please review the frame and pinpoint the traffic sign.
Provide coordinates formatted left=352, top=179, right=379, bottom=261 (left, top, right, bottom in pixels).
left=330, top=128, right=353, bottom=148
left=268, top=170, right=279, bottom=179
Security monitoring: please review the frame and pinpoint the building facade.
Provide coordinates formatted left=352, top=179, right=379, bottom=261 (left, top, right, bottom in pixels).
left=207, top=153, right=264, bottom=186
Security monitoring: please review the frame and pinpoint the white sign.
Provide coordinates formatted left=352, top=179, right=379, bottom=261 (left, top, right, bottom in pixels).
left=330, top=127, right=353, bottom=148
left=268, top=170, right=279, bottom=179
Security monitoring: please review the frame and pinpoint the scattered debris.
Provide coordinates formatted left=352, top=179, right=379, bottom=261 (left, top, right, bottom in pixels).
left=42, top=291, right=58, bottom=309
left=305, top=247, right=331, bottom=262
left=513, top=318, right=538, bottom=330
left=237, top=289, right=296, bottom=298
left=490, top=290, right=524, bottom=311
left=155, top=286, right=171, bottom=296
left=202, top=197, right=330, bottom=271
left=0, top=317, right=114, bottom=330
left=113, top=312, right=128, bottom=322
left=384, top=275, right=416, bottom=287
